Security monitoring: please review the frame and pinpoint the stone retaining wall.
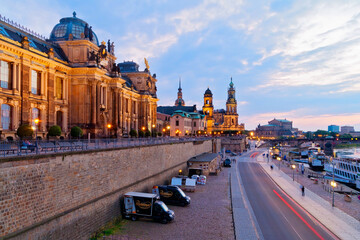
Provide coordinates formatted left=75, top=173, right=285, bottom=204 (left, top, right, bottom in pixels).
left=0, top=139, right=218, bottom=239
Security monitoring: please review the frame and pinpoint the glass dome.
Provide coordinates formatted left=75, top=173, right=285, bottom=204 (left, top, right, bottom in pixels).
left=49, top=12, right=99, bottom=45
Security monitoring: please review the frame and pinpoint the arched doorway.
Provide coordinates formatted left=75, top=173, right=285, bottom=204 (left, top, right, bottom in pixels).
left=56, top=111, right=63, bottom=129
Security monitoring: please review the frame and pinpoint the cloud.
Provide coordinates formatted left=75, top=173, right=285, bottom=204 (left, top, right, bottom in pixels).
left=247, top=1, right=360, bottom=92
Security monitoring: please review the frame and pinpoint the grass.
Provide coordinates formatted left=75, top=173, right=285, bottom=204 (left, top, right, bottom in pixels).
left=89, top=217, right=127, bottom=240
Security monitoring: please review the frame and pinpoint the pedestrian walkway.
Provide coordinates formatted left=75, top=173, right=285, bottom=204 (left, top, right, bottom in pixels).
left=230, top=161, right=264, bottom=240
left=257, top=154, right=360, bottom=240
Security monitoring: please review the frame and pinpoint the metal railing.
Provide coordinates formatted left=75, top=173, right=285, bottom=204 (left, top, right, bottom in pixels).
left=0, top=137, right=213, bottom=158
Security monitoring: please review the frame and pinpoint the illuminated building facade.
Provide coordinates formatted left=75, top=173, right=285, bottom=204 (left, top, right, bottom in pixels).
left=0, top=12, right=158, bottom=139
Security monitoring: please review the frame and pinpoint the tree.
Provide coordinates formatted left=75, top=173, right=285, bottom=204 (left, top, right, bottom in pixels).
left=157, top=132, right=162, bottom=137
left=339, top=134, right=352, bottom=140
left=48, top=125, right=61, bottom=137
left=129, top=129, right=137, bottom=138
left=16, top=124, right=33, bottom=139
left=145, top=130, right=151, bottom=137
left=138, top=130, right=145, bottom=138
left=71, top=126, right=83, bottom=138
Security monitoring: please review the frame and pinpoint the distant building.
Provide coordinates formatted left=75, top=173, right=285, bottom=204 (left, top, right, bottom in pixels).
left=201, top=78, right=245, bottom=134
left=341, top=126, right=355, bottom=134
left=328, top=125, right=340, bottom=133
left=255, top=118, right=298, bottom=139
left=156, top=112, right=170, bottom=135
left=170, top=110, right=205, bottom=136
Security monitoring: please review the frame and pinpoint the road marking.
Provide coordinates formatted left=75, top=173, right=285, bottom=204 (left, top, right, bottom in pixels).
left=273, top=189, right=325, bottom=240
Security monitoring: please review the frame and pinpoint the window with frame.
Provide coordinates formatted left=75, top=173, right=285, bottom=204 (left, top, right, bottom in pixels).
left=125, top=99, right=129, bottom=113
left=176, top=120, right=179, bottom=126
left=72, top=25, right=84, bottom=39
left=32, top=108, right=40, bottom=127
left=56, top=77, right=64, bottom=99
left=1, top=104, right=11, bottom=130
left=194, top=122, right=196, bottom=127
left=0, top=60, right=12, bottom=89
left=31, top=70, right=41, bottom=95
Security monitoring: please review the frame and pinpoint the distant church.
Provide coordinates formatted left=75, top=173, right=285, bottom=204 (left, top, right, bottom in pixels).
left=201, top=78, right=245, bottom=134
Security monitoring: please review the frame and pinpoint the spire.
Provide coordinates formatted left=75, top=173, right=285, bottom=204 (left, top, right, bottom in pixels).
left=178, top=77, right=182, bottom=90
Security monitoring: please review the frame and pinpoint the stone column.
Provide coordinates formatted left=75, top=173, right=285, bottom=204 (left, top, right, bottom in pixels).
left=91, top=82, right=97, bottom=125
left=20, top=61, right=31, bottom=125
left=12, top=63, right=16, bottom=90
left=47, top=69, right=55, bottom=128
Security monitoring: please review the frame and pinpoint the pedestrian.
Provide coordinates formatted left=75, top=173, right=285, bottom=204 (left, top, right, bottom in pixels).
left=301, top=164, right=305, bottom=175
left=270, top=165, right=273, bottom=170
left=301, top=185, right=305, bottom=196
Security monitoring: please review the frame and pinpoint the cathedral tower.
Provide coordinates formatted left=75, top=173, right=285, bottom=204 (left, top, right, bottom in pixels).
left=174, top=79, right=185, bottom=106
left=224, top=78, right=239, bottom=127
left=202, top=88, right=214, bottom=132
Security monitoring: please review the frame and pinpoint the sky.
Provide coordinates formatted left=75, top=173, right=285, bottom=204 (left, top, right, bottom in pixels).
left=1, top=0, right=359, bottom=131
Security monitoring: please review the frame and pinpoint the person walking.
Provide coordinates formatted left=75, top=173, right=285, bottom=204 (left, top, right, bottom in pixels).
left=301, top=185, right=305, bottom=196
left=301, top=164, right=305, bottom=175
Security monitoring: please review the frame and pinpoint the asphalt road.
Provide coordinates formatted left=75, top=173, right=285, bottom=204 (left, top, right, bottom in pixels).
left=237, top=151, right=337, bottom=240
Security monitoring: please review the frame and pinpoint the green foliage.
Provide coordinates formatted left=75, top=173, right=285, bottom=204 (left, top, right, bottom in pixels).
left=89, top=217, right=125, bottom=240
left=16, top=124, right=33, bottom=139
left=151, top=130, right=157, bottom=137
left=145, top=130, right=151, bottom=137
left=48, top=125, right=61, bottom=137
left=70, top=126, right=83, bottom=138
left=138, top=130, right=145, bottom=138
left=129, top=129, right=137, bottom=138
left=339, top=134, right=352, bottom=139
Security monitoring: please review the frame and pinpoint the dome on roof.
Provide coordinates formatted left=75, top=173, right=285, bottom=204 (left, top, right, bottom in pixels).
left=204, top=88, right=212, bottom=95
left=49, top=12, right=99, bottom=45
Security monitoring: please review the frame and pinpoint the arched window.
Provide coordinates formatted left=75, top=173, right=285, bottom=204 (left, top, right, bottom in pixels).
left=1, top=104, right=12, bottom=130
left=206, top=100, right=209, bottom=104
left=32, top=108, right=40, bottom=127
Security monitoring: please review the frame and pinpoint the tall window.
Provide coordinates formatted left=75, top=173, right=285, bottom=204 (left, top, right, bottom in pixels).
left=31, top=70, right=41, bottom=95
left=56, top=77, right=63, bottom=99
left=32, top=108, right=40, bottom=127
left=1, top=104, right=11, bottom=130
left=56, top=111, right=63, bottom=129
left=0, top=61, right=12, bottom=89
left=176, top=120, right=179, bottom=126
left=125, top=99, right=129, bottom=113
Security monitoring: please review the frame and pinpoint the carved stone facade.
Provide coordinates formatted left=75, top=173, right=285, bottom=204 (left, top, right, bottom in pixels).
left=0, top=13, right=157, bottom=139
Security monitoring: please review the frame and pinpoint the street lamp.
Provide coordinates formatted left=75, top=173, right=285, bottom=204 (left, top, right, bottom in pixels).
left=142, top=126, right=146, bottom=131
left=291, top=164, right=296, bottom=181
left=277, top=157, right=281, bottom=169
left=331, top=180, right=337, bottom=207
left=34, top=118, right=39, bottom=154
left=107, top=124, right=112, bottom=139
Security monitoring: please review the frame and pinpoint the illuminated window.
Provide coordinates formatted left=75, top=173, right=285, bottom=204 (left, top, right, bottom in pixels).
left=32, top=108, right=40, bottom=127
left=0, top=61, right=12, bottom=89
left=56, top=77, right=63, bottom=99
left=54, top=24, right=67, bottom=37
left=31, top=70, right=41, bottom=95
left=1, top=104, right=11, bottom=130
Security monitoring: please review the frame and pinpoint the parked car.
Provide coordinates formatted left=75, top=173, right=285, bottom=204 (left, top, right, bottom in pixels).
left=153, top=185, right=190, bottom=206
left=223, top=159, right=231, bottom=167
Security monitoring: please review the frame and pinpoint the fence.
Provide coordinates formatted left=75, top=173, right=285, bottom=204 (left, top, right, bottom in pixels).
left=0, top=137, right=213, bottom=158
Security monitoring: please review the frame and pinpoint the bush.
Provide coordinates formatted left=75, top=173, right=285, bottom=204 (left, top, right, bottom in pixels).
left=129, top=129, right=137, bottom=138
left=138, top=131, right=145, bottom=138
left=157, top=132, right=162, bottom=137
left=17, top=124, right=33, bottom=139
left=48, top=125, right=61, bottom=137
left=151, top=131, right=157, bottom=138
left=71, top=126, right=83, bottom=138
left=145, top=130, right=151, bottom=137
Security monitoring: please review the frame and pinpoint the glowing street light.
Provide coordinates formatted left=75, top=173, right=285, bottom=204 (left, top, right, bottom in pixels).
left=142, top=126, right=146, bottom=131
left=34, top=118, right=39, bottom=154
left=291, top=164, right=296, bottom=181
left=331, top=180, right=337, bottom=207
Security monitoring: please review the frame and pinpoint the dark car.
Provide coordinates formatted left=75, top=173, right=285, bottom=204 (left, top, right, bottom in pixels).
left=154, top=185, right=190, bottom=206
left=223, top=159, right=231, bottom=167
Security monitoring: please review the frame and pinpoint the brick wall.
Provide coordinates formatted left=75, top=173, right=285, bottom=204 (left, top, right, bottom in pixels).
left=0, top=139, right=217, bottom=239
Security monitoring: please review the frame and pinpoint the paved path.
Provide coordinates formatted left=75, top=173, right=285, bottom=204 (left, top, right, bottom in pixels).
left=256, top=151, right=360, bottom=240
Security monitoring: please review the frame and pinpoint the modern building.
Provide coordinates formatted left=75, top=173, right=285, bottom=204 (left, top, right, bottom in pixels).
left=255, top=118, right=298, bottom=139
left=0, top=13, right=158, bottom=140
left=341, top=126, right=355, bottom=134
left=328, top=125, right=340, bottom=133
left=201, top=78, right=245, bottom=134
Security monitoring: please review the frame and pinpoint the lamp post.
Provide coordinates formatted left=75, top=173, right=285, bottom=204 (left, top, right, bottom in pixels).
left=291, top=164, right=296, bottom=181
left=277, top=157, right=281, bottom=170
left=107, top=124, right=112, bottom=140
left=152, top=124, right=156, bottom=137
left=34, top=118, right=39, bottom=154
left=331, top=180, right=337, bottom=207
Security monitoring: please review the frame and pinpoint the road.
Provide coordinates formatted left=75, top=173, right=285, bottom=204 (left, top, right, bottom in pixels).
left=235, top=150, right=337, bottom=240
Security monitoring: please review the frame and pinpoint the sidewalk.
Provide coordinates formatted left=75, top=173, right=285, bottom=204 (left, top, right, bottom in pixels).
left=257, top=154, right=360, bottom=240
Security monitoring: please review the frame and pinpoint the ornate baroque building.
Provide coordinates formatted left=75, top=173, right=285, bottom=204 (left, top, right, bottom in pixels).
left=202, top=78, right=245, bottom=133
left=0, top=13, right=158, bottom=139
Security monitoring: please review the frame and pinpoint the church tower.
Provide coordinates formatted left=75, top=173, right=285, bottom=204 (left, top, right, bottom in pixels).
left=224, top=78, right=239, bottom=127
left=202, top=88, right=214, bottom=133
left=174, top=79, right=185, bottom=106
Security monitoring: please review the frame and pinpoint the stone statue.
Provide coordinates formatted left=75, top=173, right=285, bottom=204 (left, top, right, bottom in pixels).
left=107, top=40, right=111, bottom=52
left=144, top=58, right=150, bottom=70
left=89, top=51, right=97, bottom=61
left=89, top=26, right=93, bottom=41
left=84, top=24, right=89, bottom=38
left=110, top=42, right=115, bottom=55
